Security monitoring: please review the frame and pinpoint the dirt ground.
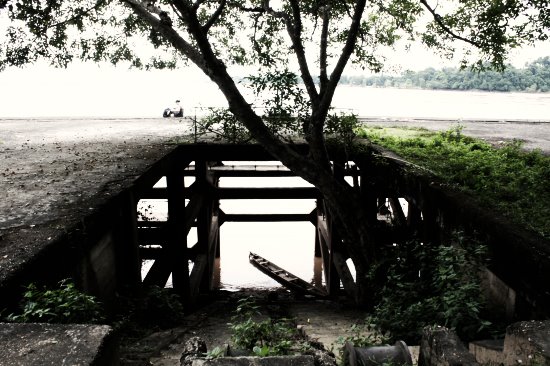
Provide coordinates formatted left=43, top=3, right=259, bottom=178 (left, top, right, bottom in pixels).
left=120, top=289, right=375, bottom=366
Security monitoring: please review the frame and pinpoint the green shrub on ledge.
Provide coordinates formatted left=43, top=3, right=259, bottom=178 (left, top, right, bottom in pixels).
left=5, top=279, right=104, bottom=324
left=357, top=125, right=550, bottom=239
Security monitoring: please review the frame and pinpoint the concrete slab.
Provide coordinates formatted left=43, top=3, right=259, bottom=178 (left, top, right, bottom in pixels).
left=0, top=117, right=190, bottom=289
left=0, top=323, right=117, bottom=366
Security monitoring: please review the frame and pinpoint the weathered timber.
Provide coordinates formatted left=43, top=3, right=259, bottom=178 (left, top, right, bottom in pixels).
left=183, top=193, right=207, bottom=235
left=184, top=164, right=360, bottom=178
left=131, top=152, right=191, bottom=197
left=186, top=164, right=295, bottom=177
left=189, top=254, right=208, bottom=301
left=388, top=197, right=407, bottom=227
left=138, top=227, right=168, bottom=245
left=316, top=214, right=341, bottom=296
left=140, top=181, right=197, bottom=200
left=216, top=187, right=321, bottom=200
left=220, top=213, right=314, bottom=223
left=142, top=186, right=321, bottom=200
left=166, top=167, right=191, bottom=300
left=332, top=251, right=357, bottom=300
left=115, top=191, right=142, bottom=291
left=139, top=246, right=163, bottom=260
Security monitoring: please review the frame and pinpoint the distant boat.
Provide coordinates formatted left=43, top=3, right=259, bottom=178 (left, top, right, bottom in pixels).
left=249, top=252, right=328, bottom=297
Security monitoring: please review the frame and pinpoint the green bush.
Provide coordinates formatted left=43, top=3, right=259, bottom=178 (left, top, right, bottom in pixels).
left=357, top=125, right=550, bottom=239
left=229, top=297, right=298, bottom=356
left=113, top=285, right=185, bottom=332
left=6, top=279, right=104, bottom=324
left=366, top=232, right=491, bottom=342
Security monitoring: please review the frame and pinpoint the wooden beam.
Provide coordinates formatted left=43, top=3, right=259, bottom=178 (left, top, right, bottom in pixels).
left=183, top=193, right=206, bottom=235
left=185, top=165, right=295, bottom=177
left=140, top=182, right=197, bottom=200
left=138, top=227, right=168, bottom=245
left=332, top=251, right=357, bottom=299
left=166, top=168, right=190, bottom=301
left=139, top=246, right=163, bottom=260
left=113, top=191, right=142, bottom=291
left=216, top=187, right=321, bottom=199
left=132, top=153, right=191, bottom=197
left=142, top=256, right=172, bottom=287
left=360, top=173, right=379, bottom=224
left=141, top=185, right=320, bottom=200
left=317, top=214, right=330, bottom=245
left=389, top=197, right=407, bottom=227
left=206, top=215, right=220, bottom=290
left=189, top=254, right=208, bottom=301
left=221, top=213, right=313, bottom=222
left=317, top=227, right=333, bottom=293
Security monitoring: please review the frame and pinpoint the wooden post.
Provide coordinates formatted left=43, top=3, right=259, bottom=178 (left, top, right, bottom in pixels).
left=360, top=172, right=378, bottom=224
left=115, top=191, right=142, bottom=292
left=407, top=198, right=422, bottom=231
left=166, top=167, right=191, bottom=302
left=389, top=197, right=407, bottom=227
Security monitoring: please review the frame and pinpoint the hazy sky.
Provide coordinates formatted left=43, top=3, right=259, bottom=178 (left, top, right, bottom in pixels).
left=0, top=41, right=549, bottom=118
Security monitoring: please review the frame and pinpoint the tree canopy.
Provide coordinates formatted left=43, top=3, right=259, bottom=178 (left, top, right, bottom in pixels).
left=2, top=0, right=549, bottom=305
left=340, top=56, right=550, bottom=92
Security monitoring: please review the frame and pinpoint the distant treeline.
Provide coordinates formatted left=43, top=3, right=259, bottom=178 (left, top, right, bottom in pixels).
left=339, top=57, right=550, bottom=92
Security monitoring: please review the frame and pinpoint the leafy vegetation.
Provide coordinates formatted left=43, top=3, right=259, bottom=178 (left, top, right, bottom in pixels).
left=366, top=232, right=493, bottom=343
left=190, top=105, right=360, bottom=148
left=228, top=297, right=298, bottom=357
left=332, top=323, right=389, bottom=361
left=191, top=107, right=252, bottom=144
left=340, top=57, right=550, bottom=92
left=357, top=125, right=550, bottom=239
left=113, top=285, right=185, bottom=333
left=5, top=279, right=104, bottom=324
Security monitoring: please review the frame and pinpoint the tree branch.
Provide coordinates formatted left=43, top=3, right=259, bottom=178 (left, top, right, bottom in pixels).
left=419, top=0, right=482, bottom=48
left=274, top=0, right=319, bottom=108
left=319, top=6, right=330, bottom=96
left=192, top=0, right=208, bottom=12
left=318, top=0, right=367, bottom=121
left=47, top=2, right=105, bottom=31
left=202, top=0, right=226, bottom=33
left=121, top=0, right=204, bottom=66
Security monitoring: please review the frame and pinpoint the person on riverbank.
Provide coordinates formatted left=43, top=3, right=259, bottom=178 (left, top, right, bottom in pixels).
left=163, top=99, right=184, bottom=118
left=172, top=99, right=183, bottom=117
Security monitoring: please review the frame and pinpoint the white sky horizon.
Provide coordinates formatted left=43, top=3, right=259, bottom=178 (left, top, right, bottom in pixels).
left=0, top=41, right=549, bottom=118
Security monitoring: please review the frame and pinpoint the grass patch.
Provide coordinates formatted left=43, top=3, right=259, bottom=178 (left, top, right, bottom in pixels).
left=357, top=125, right=550, bottom=239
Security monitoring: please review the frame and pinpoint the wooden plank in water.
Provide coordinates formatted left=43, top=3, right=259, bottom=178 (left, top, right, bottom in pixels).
left=249, top=252, right=327, bottom=297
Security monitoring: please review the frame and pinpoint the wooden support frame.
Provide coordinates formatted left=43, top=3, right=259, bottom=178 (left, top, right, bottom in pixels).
left=389, top=197, right=407, bottom=227
left=115, top=191, right=142, bottom=291
left=220, top=212, right=313, bottom=223
left=165, top=167, right=190, bottom=299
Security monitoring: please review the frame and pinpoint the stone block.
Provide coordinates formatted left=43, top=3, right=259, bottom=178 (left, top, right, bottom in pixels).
left=418, top=325, right=479, bottom=366
left=469, top=339, right=504, bottom=365
left=503, top=320, right=550, bottom=365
